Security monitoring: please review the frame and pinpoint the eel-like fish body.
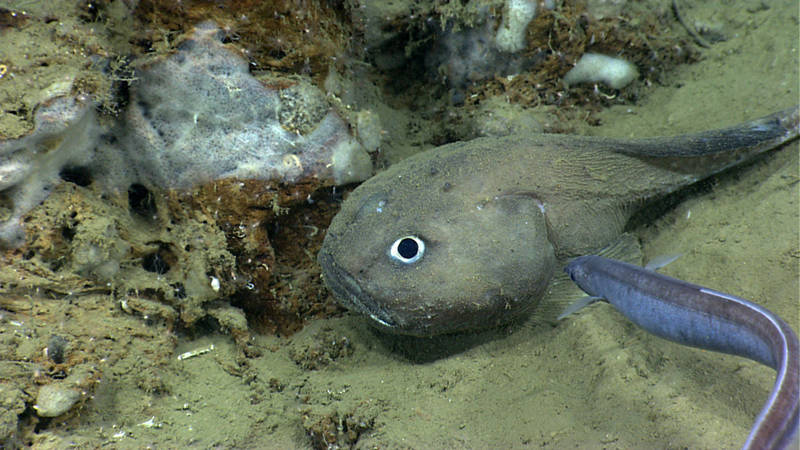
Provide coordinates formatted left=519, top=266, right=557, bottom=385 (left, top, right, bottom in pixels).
left=563, top=255, right=799, bottom=450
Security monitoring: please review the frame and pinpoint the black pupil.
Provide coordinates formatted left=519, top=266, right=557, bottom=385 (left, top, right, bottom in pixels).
left=397, top=238, right=419, bottom=259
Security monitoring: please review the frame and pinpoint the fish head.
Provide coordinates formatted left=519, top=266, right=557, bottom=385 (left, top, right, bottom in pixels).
left=318, top=148, right=557, bottom=336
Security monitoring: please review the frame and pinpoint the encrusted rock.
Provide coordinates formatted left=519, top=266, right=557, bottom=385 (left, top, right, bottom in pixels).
left=0, top=96, right=101, bottom=246
left=103, top=21, right=372, bottom=190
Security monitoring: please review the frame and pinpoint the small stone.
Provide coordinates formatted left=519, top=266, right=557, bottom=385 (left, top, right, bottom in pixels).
left=33, top=383, right=80, bottom=417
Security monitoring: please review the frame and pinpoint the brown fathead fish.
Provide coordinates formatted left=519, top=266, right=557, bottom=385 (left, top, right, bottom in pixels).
left=318, top=106, right=799, bottom=336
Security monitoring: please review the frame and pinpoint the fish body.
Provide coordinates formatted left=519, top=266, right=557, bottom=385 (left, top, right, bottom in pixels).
left=563, top=255, right=799, bottom=450
left=318, top=107, right=799, bottom=336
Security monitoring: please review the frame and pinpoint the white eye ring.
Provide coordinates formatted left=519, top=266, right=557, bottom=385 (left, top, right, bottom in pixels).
left=389, top=235, right=425, bottom=264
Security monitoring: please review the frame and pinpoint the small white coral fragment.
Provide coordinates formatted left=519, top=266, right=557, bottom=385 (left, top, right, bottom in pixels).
left=495, top=0, right=538, bottom=53
left=563, top=53, right=639, bottom=89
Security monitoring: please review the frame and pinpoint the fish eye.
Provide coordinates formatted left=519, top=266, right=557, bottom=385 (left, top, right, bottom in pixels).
left=389, top=236, right=425, bottom=264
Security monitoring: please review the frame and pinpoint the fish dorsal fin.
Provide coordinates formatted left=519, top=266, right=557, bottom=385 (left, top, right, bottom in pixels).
left=595, top=232, right=643, bottom=263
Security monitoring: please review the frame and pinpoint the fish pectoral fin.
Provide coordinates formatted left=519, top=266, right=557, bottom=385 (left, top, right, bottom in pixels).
left=596, top=232, right=643, bottom=264
left=538, top=234, right=642, bottom=325
left=535, top=268, right=589, bottom=325
left=557, top=296, right=605, bottom=321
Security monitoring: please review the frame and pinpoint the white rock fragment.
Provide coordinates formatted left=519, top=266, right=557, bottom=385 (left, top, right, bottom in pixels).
left=563, top=53, right=639, bottom=89
left=33, top=382, right=81, bottom=417
left=495, top=0, right=538, bottom=53
left=176, top=343, right=215, bottom=361
left=138, top=416, right=162, bottom=428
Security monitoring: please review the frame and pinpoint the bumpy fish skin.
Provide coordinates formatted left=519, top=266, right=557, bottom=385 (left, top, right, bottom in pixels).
left=318, top=107, right=799, bottom=336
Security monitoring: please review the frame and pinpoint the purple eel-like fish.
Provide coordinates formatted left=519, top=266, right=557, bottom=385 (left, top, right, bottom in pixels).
left=564, top=256, right=799, bottom=450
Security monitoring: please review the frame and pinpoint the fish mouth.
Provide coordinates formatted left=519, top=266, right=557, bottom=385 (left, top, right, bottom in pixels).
left=317, top=252, right=398, bottom=330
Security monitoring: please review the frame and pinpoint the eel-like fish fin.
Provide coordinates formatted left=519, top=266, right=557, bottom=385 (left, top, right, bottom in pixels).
left=644, top=253, right=681, bottom=271
left=557, top=296, right=603, bottom=320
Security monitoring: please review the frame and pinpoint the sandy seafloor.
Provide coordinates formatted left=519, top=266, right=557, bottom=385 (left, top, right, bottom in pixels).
left=1, top=1, right=798, bottom=449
